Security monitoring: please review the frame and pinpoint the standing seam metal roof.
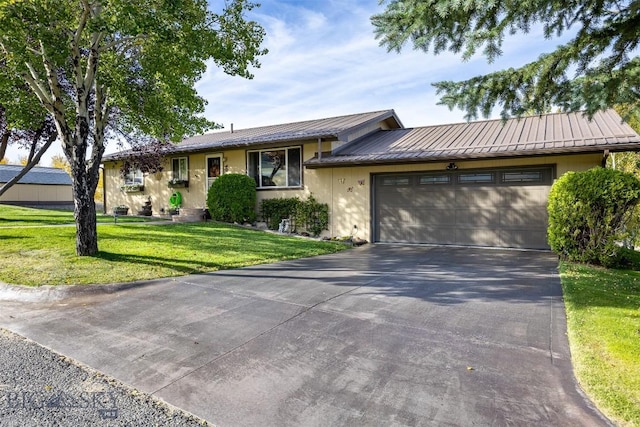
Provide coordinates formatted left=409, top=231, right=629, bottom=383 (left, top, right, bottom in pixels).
left=305, top=109, right=640, bottom=167
left=102, top=110, right=401, bottom=160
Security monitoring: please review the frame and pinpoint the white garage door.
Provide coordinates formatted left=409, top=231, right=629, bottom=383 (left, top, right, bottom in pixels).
left=373, top=167, right=554, bottom=249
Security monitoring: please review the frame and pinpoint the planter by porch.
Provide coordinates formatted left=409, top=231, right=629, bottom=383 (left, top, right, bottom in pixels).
left=168, top=180, right=189, bottom=188
left=120, top=184, right=144, bottom=193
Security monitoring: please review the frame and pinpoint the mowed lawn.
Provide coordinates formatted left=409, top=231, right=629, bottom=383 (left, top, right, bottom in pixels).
left=0, top=205, right=348, bottom=286
left=561, top=263, right=640, bottom=427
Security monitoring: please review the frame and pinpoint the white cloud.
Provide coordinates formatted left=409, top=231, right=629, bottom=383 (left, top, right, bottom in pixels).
left=6, top=0, right=575, bottom=165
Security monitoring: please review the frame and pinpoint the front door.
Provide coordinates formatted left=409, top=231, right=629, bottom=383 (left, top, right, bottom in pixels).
left=206, top=155, right=223, bottom=189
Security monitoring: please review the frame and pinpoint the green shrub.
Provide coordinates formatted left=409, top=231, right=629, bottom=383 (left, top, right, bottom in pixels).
left=260, top=198, right=301, bottom=230
left=206, top=174, right=257, bottom=223
left=260, top=195, right=329, bottom=236
left=294, top=195, right=329, bottom=236
left=547, top=167, right=640, bottom=267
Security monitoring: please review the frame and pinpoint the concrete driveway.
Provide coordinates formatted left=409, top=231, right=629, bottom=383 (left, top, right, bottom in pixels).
left=0, top=245, right=609, bottom=426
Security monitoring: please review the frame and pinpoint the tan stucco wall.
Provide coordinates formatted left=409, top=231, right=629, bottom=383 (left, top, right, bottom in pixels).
left=0, top=183, right=72, bottom=203
left=104, top=143, right=316, bottom=215
left=104, top=148, right=602, bottom=240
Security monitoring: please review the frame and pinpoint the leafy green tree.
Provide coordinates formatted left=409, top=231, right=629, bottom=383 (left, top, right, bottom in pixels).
left=372, top=0, right=640, bottom=120
left=0, top=0, right=266, bottom=255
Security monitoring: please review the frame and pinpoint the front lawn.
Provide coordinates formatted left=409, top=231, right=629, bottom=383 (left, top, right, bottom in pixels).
left=0, top=204, right=162, bottom=226
left=561, top=262, right=640, bottom=426
left=0, top=220, right=348, bottom=286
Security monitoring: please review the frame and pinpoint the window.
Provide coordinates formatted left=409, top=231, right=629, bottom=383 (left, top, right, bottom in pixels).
left=381, top=176, right=411, bottom=186
left=247, top=147, right=302, bottom=188
left=124, top=169, right=143, bottom=185
left=502, top=171, right=543, bottom=183
left=419, top=175, right=450, bottom=185
left=458, top=172, right=494, bottom=184
left=172, top=157, right=189, bottom=181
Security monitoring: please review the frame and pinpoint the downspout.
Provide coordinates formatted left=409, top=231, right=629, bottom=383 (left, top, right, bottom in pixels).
left=602, top=149, right=610, bottom=168
left=317, top=137, right=322, bottom=159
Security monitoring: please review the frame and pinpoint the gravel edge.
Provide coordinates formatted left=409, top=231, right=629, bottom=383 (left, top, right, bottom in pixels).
left=0, top=328, right=213, bottom=427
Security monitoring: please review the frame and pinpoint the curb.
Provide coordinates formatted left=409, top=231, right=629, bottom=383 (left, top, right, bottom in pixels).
left=0, top=278, right=165, bottom=302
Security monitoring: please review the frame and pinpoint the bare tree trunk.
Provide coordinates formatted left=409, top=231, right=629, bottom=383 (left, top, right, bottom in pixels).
left=0, top=131, right=8, bottom=160
left=72, top=175, right=98, bottom=256
left=66, top=113, right=101, bottom=256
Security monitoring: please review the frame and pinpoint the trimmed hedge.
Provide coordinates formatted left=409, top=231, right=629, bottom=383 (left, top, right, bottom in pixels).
left=260, top=195, right=329, bottom=236
left=547, top=167, right=640, bottom=267
left=260, top=197, right=301, bottom=230
left=206, top=174, right=257, bottom=223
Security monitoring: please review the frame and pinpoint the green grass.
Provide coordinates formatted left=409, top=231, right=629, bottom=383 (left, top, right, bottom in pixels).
left=0, top=219, right=348, bottom=286
left=561, top=262, right=640, bottom=426
left=0, top=204, right=162, bottom=226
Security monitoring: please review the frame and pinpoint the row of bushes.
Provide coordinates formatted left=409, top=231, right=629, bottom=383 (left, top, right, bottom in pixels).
left=205, top=173, right=329, bottom=236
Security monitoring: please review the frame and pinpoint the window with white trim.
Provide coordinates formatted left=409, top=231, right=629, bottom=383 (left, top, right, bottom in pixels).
left=172, top=157, right=189, bottom=181
left=247, top=147, right=302, bottom=188
left=124, top=169, right=143, bottom=185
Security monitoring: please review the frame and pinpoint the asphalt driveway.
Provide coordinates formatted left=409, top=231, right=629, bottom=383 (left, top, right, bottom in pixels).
left=0, top=245, right=609, bottom=426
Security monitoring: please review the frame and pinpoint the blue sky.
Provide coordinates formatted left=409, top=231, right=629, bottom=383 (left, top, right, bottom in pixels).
left=8, top=0, right=568, bottom=165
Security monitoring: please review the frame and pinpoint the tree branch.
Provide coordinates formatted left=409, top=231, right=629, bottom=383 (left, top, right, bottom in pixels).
left=23, top=62, right=52, bottom=106
left=0, top=130, right=57, bottom=198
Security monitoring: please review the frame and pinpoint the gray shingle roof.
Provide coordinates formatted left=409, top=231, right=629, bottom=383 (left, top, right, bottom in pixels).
left=0, top=165, right=72, bottom=185
left=103, top=110, right=402, bottom=160
left=305, top=109, right=640, bottom=167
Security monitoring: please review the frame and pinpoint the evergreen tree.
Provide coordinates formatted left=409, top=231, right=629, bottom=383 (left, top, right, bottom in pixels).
left=372, top=0, right=640, bottom=120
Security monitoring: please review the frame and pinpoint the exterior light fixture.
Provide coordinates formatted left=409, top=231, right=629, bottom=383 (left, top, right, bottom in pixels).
left=446, top=162, right=458, bottom=171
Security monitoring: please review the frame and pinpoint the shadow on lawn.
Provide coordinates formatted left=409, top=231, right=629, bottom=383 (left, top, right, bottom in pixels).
left=96, top=250, right=239, bottom=275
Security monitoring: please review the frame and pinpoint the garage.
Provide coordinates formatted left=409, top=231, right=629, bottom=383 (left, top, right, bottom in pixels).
left=373, top=167, right=554, bottom=249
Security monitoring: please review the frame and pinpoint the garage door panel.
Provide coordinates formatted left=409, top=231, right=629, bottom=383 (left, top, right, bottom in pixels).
left=456, top=187, right=503, bottom=208
left=502, top=186, right=549, bottom=207
left=374, top=168, right=552, bottom=249
left=456, top=208, right=501, bottom=227
left=379, top=225, right=457, bottom=244
left=415, top=208, right=456, bottom=226
left=455, top=228, right=501, bottom=247
left=501, top=207, right=548, bottom=227
left=414, top=226, right=457, bottom=245
left=421, top=190, right=455, bottom=207
left=378, top=190, right=415, bottom=205
left=378, top=206, right=412, bottom=221
left=500, top=229, right=548, bottom=249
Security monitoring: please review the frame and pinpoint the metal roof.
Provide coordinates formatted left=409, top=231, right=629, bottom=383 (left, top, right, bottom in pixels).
left=0, top=165, right=72, bottom=185
left=103, top=110, right=402, bottom=160
left=305, top=109, right=640, bottom=167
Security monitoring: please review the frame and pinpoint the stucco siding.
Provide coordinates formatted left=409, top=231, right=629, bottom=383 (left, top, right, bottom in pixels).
left=104, top=140, right=321, bottom=215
